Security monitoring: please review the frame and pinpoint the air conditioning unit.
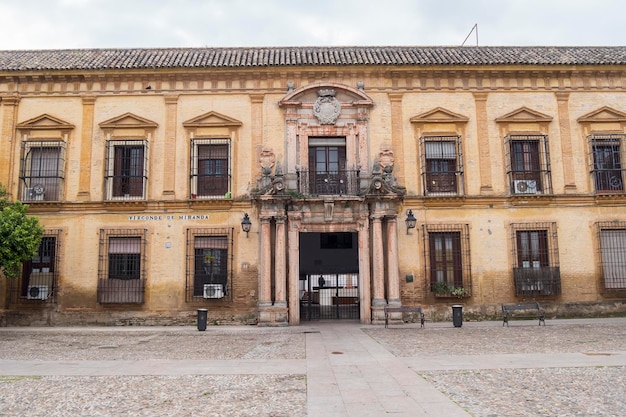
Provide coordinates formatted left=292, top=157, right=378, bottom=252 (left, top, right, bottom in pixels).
left=27, top=285, right=49, bottom=300
left=203, top=284, right=224, bottom=299
left=23, top=186, right=45, bottom=201
left=514, top=180, right=537, bottom=194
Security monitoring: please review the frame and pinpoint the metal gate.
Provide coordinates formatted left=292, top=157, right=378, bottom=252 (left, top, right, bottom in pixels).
left=300, top=273, right=359, bottom=320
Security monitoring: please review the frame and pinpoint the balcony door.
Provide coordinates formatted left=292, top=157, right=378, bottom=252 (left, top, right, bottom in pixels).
left=308, top=137, right=346, bottom=195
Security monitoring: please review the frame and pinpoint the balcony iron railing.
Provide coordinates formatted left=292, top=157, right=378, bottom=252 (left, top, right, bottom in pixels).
left=296, top=169, right=360, bottom=195
left=513, top=267, right=561, bottom=296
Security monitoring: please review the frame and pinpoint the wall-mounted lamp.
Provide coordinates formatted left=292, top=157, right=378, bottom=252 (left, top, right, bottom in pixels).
left=405, top=209, right=416, bottom=235
left=241, top=213, right=252, bottom=237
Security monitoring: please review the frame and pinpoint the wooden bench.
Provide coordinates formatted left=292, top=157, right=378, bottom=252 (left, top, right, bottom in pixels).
left=384, top=306, right=425, bottom=328
left=502, top=302, right=545, bottom=327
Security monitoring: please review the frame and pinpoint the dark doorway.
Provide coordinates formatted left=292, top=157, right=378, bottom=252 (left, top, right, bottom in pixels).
left=299, top=232, right=359, bottom=321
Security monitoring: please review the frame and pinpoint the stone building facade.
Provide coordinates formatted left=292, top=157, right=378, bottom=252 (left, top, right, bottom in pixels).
left=1, top=46, right=626, bottom=326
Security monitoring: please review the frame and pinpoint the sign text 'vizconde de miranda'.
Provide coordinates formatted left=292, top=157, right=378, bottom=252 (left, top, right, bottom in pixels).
left=128, top=214, right=209, bottom=221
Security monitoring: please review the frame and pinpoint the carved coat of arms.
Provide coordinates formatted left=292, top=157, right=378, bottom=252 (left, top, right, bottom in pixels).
left=313, top=88, right=341, bottom=125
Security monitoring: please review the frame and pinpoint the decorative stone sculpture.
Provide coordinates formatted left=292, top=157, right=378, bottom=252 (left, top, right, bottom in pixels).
left=259, top=148, right=276, bottom=176
left=313, top=88, right=341, bottom=125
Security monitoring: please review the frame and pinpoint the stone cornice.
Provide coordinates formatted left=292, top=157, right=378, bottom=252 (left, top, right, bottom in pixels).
left=2, top=67, right=624, bottom=97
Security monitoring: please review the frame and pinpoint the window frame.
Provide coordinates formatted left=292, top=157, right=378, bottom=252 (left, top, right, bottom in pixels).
left=185, top=228, right=234, bottom=302
left=422, top=223, right=471, bottom=296
left=510, top=222, right=561, bottom=296
left=19, top=140, right=66, bottom=202
left=190, top=138, right=231, bottom=199
left=505, top=135, right=552, bottom=195
left=596, top=221, right=626, bottom=291
left=97, top=229, right=147, bottom=304
left=589, top=134, right=625, bottom=194
left=10, top=229, right=62, bottom=304
left=105, top=140, right=148, bottom=200
left=419, top=135, right=464, bottom=196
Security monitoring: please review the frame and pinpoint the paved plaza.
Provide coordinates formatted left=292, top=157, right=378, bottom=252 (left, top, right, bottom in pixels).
left=0, top=317, right=625, bottom=416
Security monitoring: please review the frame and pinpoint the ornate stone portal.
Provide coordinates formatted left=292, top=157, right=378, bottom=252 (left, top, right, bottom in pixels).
left=253, top=83, right=406, bottom=326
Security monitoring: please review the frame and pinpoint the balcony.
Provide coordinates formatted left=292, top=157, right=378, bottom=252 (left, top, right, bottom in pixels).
left=513, top=267, right=561, bottom=296
left=296, top=169, right=360, bottom=196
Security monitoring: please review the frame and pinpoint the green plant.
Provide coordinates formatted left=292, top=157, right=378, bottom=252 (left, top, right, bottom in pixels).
left=450, top=287, right=468, bottom=297
left=432, top=281, right=452, bottom=294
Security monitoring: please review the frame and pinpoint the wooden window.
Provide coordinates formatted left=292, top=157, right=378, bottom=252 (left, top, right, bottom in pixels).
left=191, top=139, right=231, bottom=198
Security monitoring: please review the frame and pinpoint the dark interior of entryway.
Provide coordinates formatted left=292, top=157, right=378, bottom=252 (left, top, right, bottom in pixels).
left=299, top=232, right=359, bottom=320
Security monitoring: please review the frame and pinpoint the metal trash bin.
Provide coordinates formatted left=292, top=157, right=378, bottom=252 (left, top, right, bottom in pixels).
left=452, top=304, right=463, bottom=328
left=197, top=308, right=208, bottom=331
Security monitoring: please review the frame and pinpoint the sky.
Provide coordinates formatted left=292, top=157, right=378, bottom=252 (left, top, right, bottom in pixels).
left=0, top=0, right=624, bottom=50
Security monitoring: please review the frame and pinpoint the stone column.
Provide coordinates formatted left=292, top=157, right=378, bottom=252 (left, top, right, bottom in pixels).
left=385, top=216, right=401, bottom=305
left=77, top=95, right=96, bottom=200
left=0, top=95, right=20, bottom=195
left=473, top=92, right=493, bottom=193
left=288, top=217, right=300, bottom=325
left=556, top=92, right=577, bottom=192
left=274, top=216, right=287, bottom=306
left=357, top=214, right=371, bottom=323
left=259, top=217, right=272, bottom=306
left=371, top=215, right=385, bottom=304
left=250, top=94, right=265, bottom=179
left=388, top=93, right=405, bottom=185
left=162, top=94, right=179, bottom=197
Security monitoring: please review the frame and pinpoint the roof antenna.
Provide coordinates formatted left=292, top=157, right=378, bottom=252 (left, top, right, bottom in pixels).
left=461, top=23, right=478, bottom=46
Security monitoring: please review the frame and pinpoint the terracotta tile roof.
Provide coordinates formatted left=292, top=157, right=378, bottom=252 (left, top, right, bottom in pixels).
left=0, top=46, right=625, bottom=71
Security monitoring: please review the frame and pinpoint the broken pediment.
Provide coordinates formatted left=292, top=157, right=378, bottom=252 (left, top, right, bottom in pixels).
left=99, top=112, right=158, bottom=129
left=410, top=107, right=469, bottom=124
left=577, top=106, right=626, bottom=123
left=16, top=114, right=75, bottom=131
left=495, top=107, right=553, bottom=123
left=279, top=82, right=373, bottom=107
left=182, top=111, right=242, bottom=128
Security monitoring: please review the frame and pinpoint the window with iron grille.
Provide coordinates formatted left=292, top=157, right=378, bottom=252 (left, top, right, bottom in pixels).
left=105, top=140, right=147, bottom=200
left=185, top=228, right=233, bottom=302
left=19, top=141, right=65, bottom=202
left=9, top=229, right=61, bottom=304
left=98, top=229, right=147, bottom=304
left=510, top=222, right=560, bottom=296
left=597, top=222, right=626, bottom=291
left=419, top=136, right=463, bottom=196
left=505, top=135, right=552, bottom=195
left=589, top=134, right=625, bottom=194
left=190, top=139, right=231, bottom=198
left=423, top=224, right=471, bottom=297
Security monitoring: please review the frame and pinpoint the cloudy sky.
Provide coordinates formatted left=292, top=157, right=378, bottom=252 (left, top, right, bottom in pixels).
left=0, top=0, right=624, bottom=50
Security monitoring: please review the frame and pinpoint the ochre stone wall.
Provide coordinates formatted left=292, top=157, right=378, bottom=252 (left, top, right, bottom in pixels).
left=1, top=63, right=626, bottom=325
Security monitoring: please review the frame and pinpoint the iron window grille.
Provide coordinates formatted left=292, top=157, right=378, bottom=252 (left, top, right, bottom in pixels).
left=588, top=134, right=625, bottom=194
left=185, top=228, right=234, bottom=302
left=510, top=222, right=561, bottom=296
left=190, top=139, right=231, bottom=199
left=419, top=136, right=464, bottom=196
left=596, top=221, right=626, bottom=291
left=422, top=224, right=472, bottom=297
left=105, top=140, right=148, bottom=200
left=9, top=229, right=62, bottom=304
left=97, top=229, right=147, bottom=304
left=19, top=141, right=66, bottom=202
left=505, top=135, right=552, bottom=195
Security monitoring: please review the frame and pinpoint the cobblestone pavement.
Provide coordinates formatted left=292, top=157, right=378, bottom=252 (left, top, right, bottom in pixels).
left=0, top=318, right=625, bottom=416
left=364, top=319, right=626, bottom=417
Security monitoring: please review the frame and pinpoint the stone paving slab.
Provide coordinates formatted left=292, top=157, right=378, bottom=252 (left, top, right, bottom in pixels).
left=0, top=318, right=625, bottom=416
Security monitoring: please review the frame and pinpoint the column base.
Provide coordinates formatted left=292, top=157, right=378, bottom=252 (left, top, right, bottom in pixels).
left=257, top=301, right=289, bottom=327
left=371, top=298, right=387, bottom=325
